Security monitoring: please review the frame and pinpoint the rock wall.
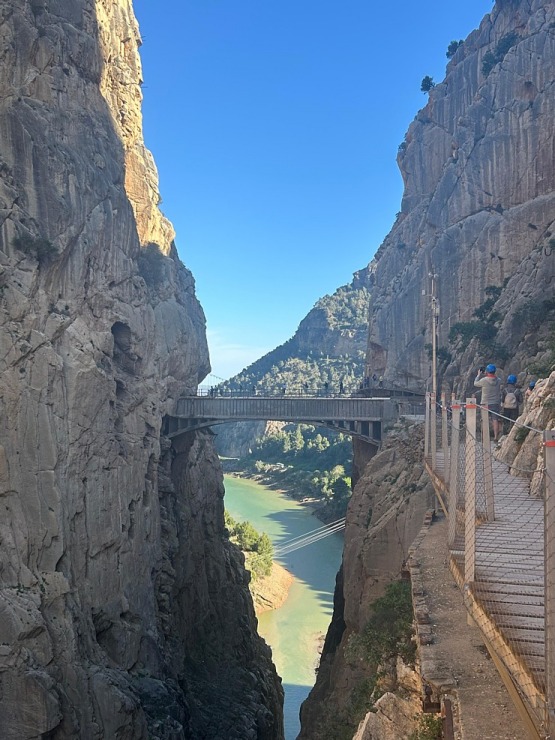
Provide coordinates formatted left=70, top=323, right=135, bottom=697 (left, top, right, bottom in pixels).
left=367, top=0, right=555, bottom=394
left=299, top=423, right=435, bottom=738
left=301, top=2, right=555, bottom=736
left=0, top=1, right=282, bottom=738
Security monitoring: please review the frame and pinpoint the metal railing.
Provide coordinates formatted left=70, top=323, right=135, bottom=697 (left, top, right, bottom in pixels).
left=424, top=392, right=555, bottom=739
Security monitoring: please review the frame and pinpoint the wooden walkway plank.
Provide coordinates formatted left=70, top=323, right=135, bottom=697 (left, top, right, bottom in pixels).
left=427, top=440, right=547, bottom=730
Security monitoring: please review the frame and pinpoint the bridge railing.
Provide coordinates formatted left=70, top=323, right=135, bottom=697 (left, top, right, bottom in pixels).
left=424, top=392, right=555, bottom=738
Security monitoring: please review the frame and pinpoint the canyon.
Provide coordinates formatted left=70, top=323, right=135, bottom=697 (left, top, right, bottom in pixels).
left=0, top=0, right=554, bottom=738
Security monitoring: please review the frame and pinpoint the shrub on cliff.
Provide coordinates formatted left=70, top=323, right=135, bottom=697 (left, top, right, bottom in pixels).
left=225, top=513, right=273, bottom=579
left=348, top=580, right=416, bottom=668
left=482, top=32, right=519, bottom=76
left=446, top=39, right=463, bottom=58
left=420, top=76, right=435, bottom=92
left=138, top=242, right=166, bottom=286
left=13, top=233, right=58, bottom=265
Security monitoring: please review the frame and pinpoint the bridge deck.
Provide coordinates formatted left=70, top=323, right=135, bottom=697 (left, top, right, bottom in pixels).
left=165, top=395, right=405, bottom=442
left=426, top=450, right=546, bottom=712
left=175, top=395, right=398, bottom=421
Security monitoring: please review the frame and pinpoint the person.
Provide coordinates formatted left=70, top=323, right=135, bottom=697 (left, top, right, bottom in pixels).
left=474, top=364, right=503, bottom=441
left=339, top=380, right=344, bottom=394
left=378, top=376, right=384, bottom=388
left=501, top=374, right=522, bottom=433
left=525, top=380, right=536, bottom=401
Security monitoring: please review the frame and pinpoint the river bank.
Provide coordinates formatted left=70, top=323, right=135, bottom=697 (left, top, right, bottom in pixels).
left=223, top=464, right=337, bottom=523
left=223, top=474, right=345, bottom=740
left=251, top=561, right=295, bottom=614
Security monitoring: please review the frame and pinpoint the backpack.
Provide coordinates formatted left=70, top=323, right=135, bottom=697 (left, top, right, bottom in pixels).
left=503, top=389, right=518, bottom=409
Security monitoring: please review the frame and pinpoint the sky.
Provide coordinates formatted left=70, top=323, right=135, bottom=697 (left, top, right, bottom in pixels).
left=133, top=0, right=493, bottom=381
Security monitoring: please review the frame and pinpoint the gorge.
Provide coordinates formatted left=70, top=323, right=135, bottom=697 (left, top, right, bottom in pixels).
left=1, top=0, right=555, bottom=739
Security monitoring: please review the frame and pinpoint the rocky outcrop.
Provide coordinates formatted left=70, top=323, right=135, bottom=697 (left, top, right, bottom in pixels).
left=497, top=369, right=555, bottom=494
left=0, top=1, right=282, bottom=738
left=299, top=421, right=435, bottom=738
left=367, top=0, right=555, bottom=394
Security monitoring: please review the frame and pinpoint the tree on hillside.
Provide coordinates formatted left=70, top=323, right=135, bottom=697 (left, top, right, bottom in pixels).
left=421, top=76, right=435, bottom=93
left=446, top=40, right=463, bottom=58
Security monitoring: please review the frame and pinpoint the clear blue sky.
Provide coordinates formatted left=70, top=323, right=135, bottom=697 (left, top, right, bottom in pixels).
left=133, top=0, right=493, bottom=381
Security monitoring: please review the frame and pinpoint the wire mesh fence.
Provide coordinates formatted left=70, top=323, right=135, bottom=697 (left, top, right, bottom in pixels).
left=424, top=393, right=554, bottom=737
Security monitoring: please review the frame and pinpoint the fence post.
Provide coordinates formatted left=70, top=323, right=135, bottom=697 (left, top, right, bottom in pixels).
left=448, top=400, right=461, bottom=549
left=424, top=392, right=430, bottom=458
left=544, top=430, right=555, bottom=738
left=480, top=404, right=495, bottom=522
left=431, top=392, right=437, bottom=472
left=442, top=392, right=449, bottom=485
left=465, top=398, right=477, bottom=584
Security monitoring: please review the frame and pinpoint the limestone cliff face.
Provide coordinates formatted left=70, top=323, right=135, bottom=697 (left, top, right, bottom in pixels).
left=301, top=2, right=555, bottom=737
left=0, top=2, right=282, bottom=738
left=367, top=0, right=555, bottom=392
left=299, top=425, right=435, bottom=738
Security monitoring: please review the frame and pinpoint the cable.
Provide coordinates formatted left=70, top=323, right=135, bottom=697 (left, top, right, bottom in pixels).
left=274, top=518, right=346, bottom=555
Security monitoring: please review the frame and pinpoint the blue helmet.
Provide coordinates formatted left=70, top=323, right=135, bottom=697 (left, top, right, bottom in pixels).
left=507, top=374, right=517, bottom=384
left=529, top=380, right=536, bottom=389
left=486, top=363, right=496, bottom=373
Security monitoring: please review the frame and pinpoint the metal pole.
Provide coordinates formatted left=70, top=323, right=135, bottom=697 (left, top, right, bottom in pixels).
left=465, top=398, right=477, bottom=584
left=442, top=391, right=449, bottom=485
left=481, top=404, right=495, bottom=522
left=424, top=392, right=430, bottom=458
left=431, top=392, right=437, bottom=472
left=544, top=430, right=555, bottom=737
left=448, top=401, right=461, bottom=549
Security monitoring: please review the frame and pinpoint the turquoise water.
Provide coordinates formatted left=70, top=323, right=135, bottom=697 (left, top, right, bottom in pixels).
left=224, top=475, right=344, bottom=740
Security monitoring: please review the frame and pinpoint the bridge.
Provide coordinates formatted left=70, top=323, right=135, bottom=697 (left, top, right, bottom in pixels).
left=163, top=390, right=423, bottom=444
left=424, top=392, right=555, bottom=739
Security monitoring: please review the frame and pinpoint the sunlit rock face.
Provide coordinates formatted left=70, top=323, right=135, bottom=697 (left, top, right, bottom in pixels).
left=0, top=1, right=282, bottom=738
left=367, top=0, right=555, bottom=394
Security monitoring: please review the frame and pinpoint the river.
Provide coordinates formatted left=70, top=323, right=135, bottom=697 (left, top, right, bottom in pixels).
left=223, top=475, right=344, bottom=740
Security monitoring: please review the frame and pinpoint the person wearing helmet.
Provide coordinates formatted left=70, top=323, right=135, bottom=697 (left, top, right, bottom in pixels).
left=502, top=373, right=522, bottom=432
left=525, top=380, right=537, bottom=401
left=474, top=364, right=502, bottom=441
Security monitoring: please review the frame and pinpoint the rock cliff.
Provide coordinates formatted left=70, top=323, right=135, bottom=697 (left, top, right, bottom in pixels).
left=367, top=0, right=555, bottom=393
left=300, top=0, right=555, bottom=737
left=0, top=1, right=282, bottom=738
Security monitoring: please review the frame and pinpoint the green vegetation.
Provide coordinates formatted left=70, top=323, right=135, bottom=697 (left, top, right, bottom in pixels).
left=347, top=580, right=416, bottom=668
left=138, top=242, right=166, bottom=286
left=229, top=424, right=352, bottom=520
left=409, top=714, right=443, bottom=740
left=448, top=285, right=509, bottom=365
left=446, top=39, right=463, bottom=58
left=219, top=283, right=370, bottom=396
left=514, top=299, right=555, bottom=334
left=314, top=581, right=416, bottom=739
left=482, top=32, right=519, bottom=76
left=528, top=325, right=555, bottom=376
left=13, top=233, right=57, bottom=264
left=420, top=76, right=435, bottom=92
left=225, top=512, right=273, bottom=580
left=514, top=427, right=530, bottom=443
left=424, top=344, right=452, bottom=366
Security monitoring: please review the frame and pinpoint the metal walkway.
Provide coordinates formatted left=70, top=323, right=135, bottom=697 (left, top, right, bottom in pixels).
left=424, top=393, right=555, bottom=739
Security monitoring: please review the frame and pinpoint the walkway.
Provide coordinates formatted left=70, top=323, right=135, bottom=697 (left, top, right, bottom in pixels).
left=164, top=393, right=410, bottom=444
left=424, top=394, right=555, bottom=739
